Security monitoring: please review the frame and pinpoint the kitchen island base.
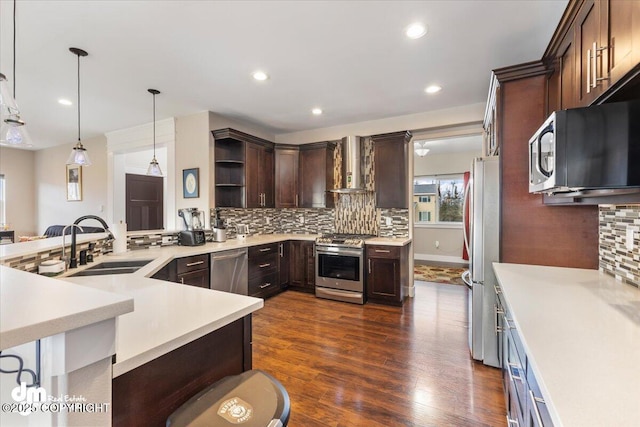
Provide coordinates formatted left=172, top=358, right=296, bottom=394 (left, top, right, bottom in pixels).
left=112, top=316, right=252, bottom=427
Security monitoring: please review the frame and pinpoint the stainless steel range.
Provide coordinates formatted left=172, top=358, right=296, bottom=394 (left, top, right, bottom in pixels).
left=315, top=233, right=374, bottom=304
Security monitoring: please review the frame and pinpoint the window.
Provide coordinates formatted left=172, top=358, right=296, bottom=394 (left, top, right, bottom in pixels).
left=413, top=174, right=465, bottom=224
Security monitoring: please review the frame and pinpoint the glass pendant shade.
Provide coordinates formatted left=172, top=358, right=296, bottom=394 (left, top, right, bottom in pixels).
left=147, top=157, right=163, bottom=176
left=66, top=142, right=92, bottom=166
left=414, top=141, right=430, bottom=157
left=0, top=73, right=20, bottom=118
left=0, top=115, right=32, bottom=146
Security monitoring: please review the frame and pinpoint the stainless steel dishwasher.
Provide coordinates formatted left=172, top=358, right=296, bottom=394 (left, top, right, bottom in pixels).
left=210, top=248, right=248, bottom=295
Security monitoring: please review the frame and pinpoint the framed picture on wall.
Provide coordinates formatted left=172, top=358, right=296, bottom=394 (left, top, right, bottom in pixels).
left=66, top=165, right=82, bottom=201
left=183, top=168, right=199, bottom=198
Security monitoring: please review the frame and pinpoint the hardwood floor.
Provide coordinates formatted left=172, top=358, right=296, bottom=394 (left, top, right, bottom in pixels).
left=252, top=282, right=506, bottom=427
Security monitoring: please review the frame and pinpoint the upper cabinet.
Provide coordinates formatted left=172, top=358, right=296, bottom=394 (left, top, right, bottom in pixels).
left=372, top=131, right=411, bottom=209
left=212, top=128, right=275, bottom=208
left=298, top=142, right=336, bottom=208
left=546, top=0, right=640, bottom=110
left=275, top=146, right=299, bottom=208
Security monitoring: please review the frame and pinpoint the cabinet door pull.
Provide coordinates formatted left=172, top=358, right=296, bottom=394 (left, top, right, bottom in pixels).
left=587, top=46, right=592, bottom=94
left=594, top=42, right=608, bottom=86
left=368, top=259, right=372, bottom=274
left=374, top=249, right=390, bottom=253
left=259, top=282, right=272, bottom=289
left=506, top=415, right=519, bottom=427
left=259, top=263, right=271, bottom=268
left=295, top=194, right=298, bottom=207
left=279, top=243, right=283, bottom=257
left=186, top=261, right=204, bottom=267
left=259, top=248, right=271, bottom=252
left=180, top=277, right=184, bottom=284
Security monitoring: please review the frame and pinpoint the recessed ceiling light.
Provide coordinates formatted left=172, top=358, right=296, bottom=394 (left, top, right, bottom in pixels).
left=312, top=108, right=323, bottom=115
left=58, top=98, right=72, bottom=106
left=406, top=23, right=427, bottom=39
left=252, top=71, right=268, bottom=81
left=425, top=85, right=442, bottom=94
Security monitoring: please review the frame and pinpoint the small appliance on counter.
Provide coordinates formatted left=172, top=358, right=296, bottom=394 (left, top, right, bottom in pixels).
left=211, top=208, right=227, bottom=242
left=179, top=230, right=206, bottom=246
left=38, top=259, right=66, bottom=276
left=178, top=208, right=206, bottom=246
left=236, top=224, right=249, bottom=240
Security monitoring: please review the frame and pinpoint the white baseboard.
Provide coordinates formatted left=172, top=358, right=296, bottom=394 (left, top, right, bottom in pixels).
left=414, top=253, right=468, bottom=264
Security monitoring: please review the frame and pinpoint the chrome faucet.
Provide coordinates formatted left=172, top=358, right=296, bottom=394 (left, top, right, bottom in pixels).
left=61, top=224, right=84, bottom=269
left=69, top=215, right=113, bottom=269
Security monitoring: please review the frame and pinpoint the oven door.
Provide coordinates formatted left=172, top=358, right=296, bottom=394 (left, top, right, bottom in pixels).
left=529, top=113, right=557, bottom=193
left=315, top=246, right=363, bottom=292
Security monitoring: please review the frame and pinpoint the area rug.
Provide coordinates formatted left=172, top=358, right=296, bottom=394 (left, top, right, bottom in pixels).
left=414, top=265, right=467, bottom=285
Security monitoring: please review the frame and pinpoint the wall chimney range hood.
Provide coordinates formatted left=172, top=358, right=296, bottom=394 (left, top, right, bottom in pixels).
left=330, top=136, right=370, bottom=194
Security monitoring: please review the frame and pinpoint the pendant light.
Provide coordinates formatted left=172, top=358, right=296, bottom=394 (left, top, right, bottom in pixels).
left=146, top=89, right=163, bottom=176
left=0, top=0, right=32, bottom=146
left=66, top=47, right=91, bottom=166
left=414, top=141, right=430, bottom=157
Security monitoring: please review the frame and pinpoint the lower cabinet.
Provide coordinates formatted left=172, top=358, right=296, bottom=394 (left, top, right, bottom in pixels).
left=248, top=243, right=280, bottom=298
left=278, top=241, right=290, bottom=290
left=499, top=289, right=554, bottom=427
left=152, top=254, right=210, bottom=289
left=365, top=244, right=408, bottom=306
left=288, top=240, right=315, bottom=292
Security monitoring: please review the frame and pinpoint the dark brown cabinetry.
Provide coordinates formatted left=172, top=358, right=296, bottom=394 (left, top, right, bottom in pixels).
left=246, top=142, right=274, bottom=208
left=546, top=0, right=640, bottom=110
left=212, top=128, right=274, bottom=208
left=248, top=243, right=280, bottom=298
left=366, top=244, right=407, bottom=306
left=278, top=241, right=290, bottom=289
left=371, top=131, right=411, bottom=209
left=489, top=63, right=598, bottom=269
left=152, top=254, right=210, bottom=288
left=275, top=146, right=299, bottom=208
left=298, top=142, right=336, bottom=208
left=288, top=240, right=315, bottom=292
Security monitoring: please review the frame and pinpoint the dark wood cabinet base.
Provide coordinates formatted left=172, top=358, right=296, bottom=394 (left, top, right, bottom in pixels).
left=112, top=316, right=252, bottom=427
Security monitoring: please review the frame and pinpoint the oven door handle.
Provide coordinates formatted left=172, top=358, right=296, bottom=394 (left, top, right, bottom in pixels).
left=316, top=247, right=363, bottom=257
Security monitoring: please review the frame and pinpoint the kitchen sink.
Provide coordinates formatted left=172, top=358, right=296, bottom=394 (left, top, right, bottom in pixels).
left=68, top=259, right=152, bottom=277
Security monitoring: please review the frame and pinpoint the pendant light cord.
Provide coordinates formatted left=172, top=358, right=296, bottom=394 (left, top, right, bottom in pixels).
left=12, top=0, right=16, bottom=98
left=77, top=53, right=81, bottom=143
left=153, top=92, right=156, bottom=157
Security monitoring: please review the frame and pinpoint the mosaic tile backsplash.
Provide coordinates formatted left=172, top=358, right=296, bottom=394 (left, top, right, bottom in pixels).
left=599, top=205, right=640, bottom=288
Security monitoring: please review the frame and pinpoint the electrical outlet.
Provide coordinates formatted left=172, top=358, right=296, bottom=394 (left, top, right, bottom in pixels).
left=626, top=226, right=638, bottom=251
left=266, top=217, right=270, bottom=225
left=299, top=215, right=305, bottom=224
left=385, top=217, right=392, bottom=226
left=435, top=240, right=440, bottom=248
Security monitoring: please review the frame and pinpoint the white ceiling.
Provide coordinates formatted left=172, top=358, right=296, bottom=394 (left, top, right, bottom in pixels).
left=0, top=0, right=568, bottom=150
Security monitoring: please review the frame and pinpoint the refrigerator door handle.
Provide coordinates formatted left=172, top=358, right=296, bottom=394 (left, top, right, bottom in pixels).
left=461, top=270, right=472, bottom=288
left=462, top=178, right=471, bottom=255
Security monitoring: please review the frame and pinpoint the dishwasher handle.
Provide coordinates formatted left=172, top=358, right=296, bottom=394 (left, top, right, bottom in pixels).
left=211, top=249, right=247, bottom=261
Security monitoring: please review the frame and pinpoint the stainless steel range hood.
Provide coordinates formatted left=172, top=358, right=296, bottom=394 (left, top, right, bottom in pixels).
left=330, top=136, right=370, bottom=194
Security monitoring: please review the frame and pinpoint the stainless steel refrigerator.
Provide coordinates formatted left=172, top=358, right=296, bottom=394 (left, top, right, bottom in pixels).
left=462, top=156, right=500, bottom=368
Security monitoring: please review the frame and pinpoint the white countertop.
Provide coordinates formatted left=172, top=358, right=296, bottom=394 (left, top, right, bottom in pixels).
left=0, top=265, right=133, bottom=350
left=493, top=263, right=640, bottom=427
left=365, top=237, right=411, bottom=246
left=63, top=275, right=263, bottom=377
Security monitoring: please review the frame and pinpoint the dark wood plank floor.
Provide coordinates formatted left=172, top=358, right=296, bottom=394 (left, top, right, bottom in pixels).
left=252, top=281, right=506, bottom=427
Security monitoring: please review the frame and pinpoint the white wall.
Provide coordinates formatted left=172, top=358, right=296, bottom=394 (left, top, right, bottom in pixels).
left=34, top=136, right=108, bottom=234
left=414, top=149, right=479, bottom=176
left=275, top=103, right=485, bottom=144
left=0, top=147, right=36, bottom=236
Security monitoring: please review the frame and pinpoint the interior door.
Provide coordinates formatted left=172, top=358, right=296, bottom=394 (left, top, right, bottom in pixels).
left=125, top=173, right=164, bottom=231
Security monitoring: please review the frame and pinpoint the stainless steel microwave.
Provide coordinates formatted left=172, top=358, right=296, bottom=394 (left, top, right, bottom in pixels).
left=529, top=100, right=640, bottom=194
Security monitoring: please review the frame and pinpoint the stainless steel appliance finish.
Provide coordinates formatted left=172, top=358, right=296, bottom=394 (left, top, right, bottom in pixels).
left=462, top=157, right=500, bottom=368
left=329, top=136, right=369, bottom=194
left=529, top=100, right=640, bottom=195
left=315, top=233, right=373, bottom=304
left=178, top=208, right=205, bottom=230
left=210, top=248, right=248, bottom=295
left=211, top=208, right=227, bottom=242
